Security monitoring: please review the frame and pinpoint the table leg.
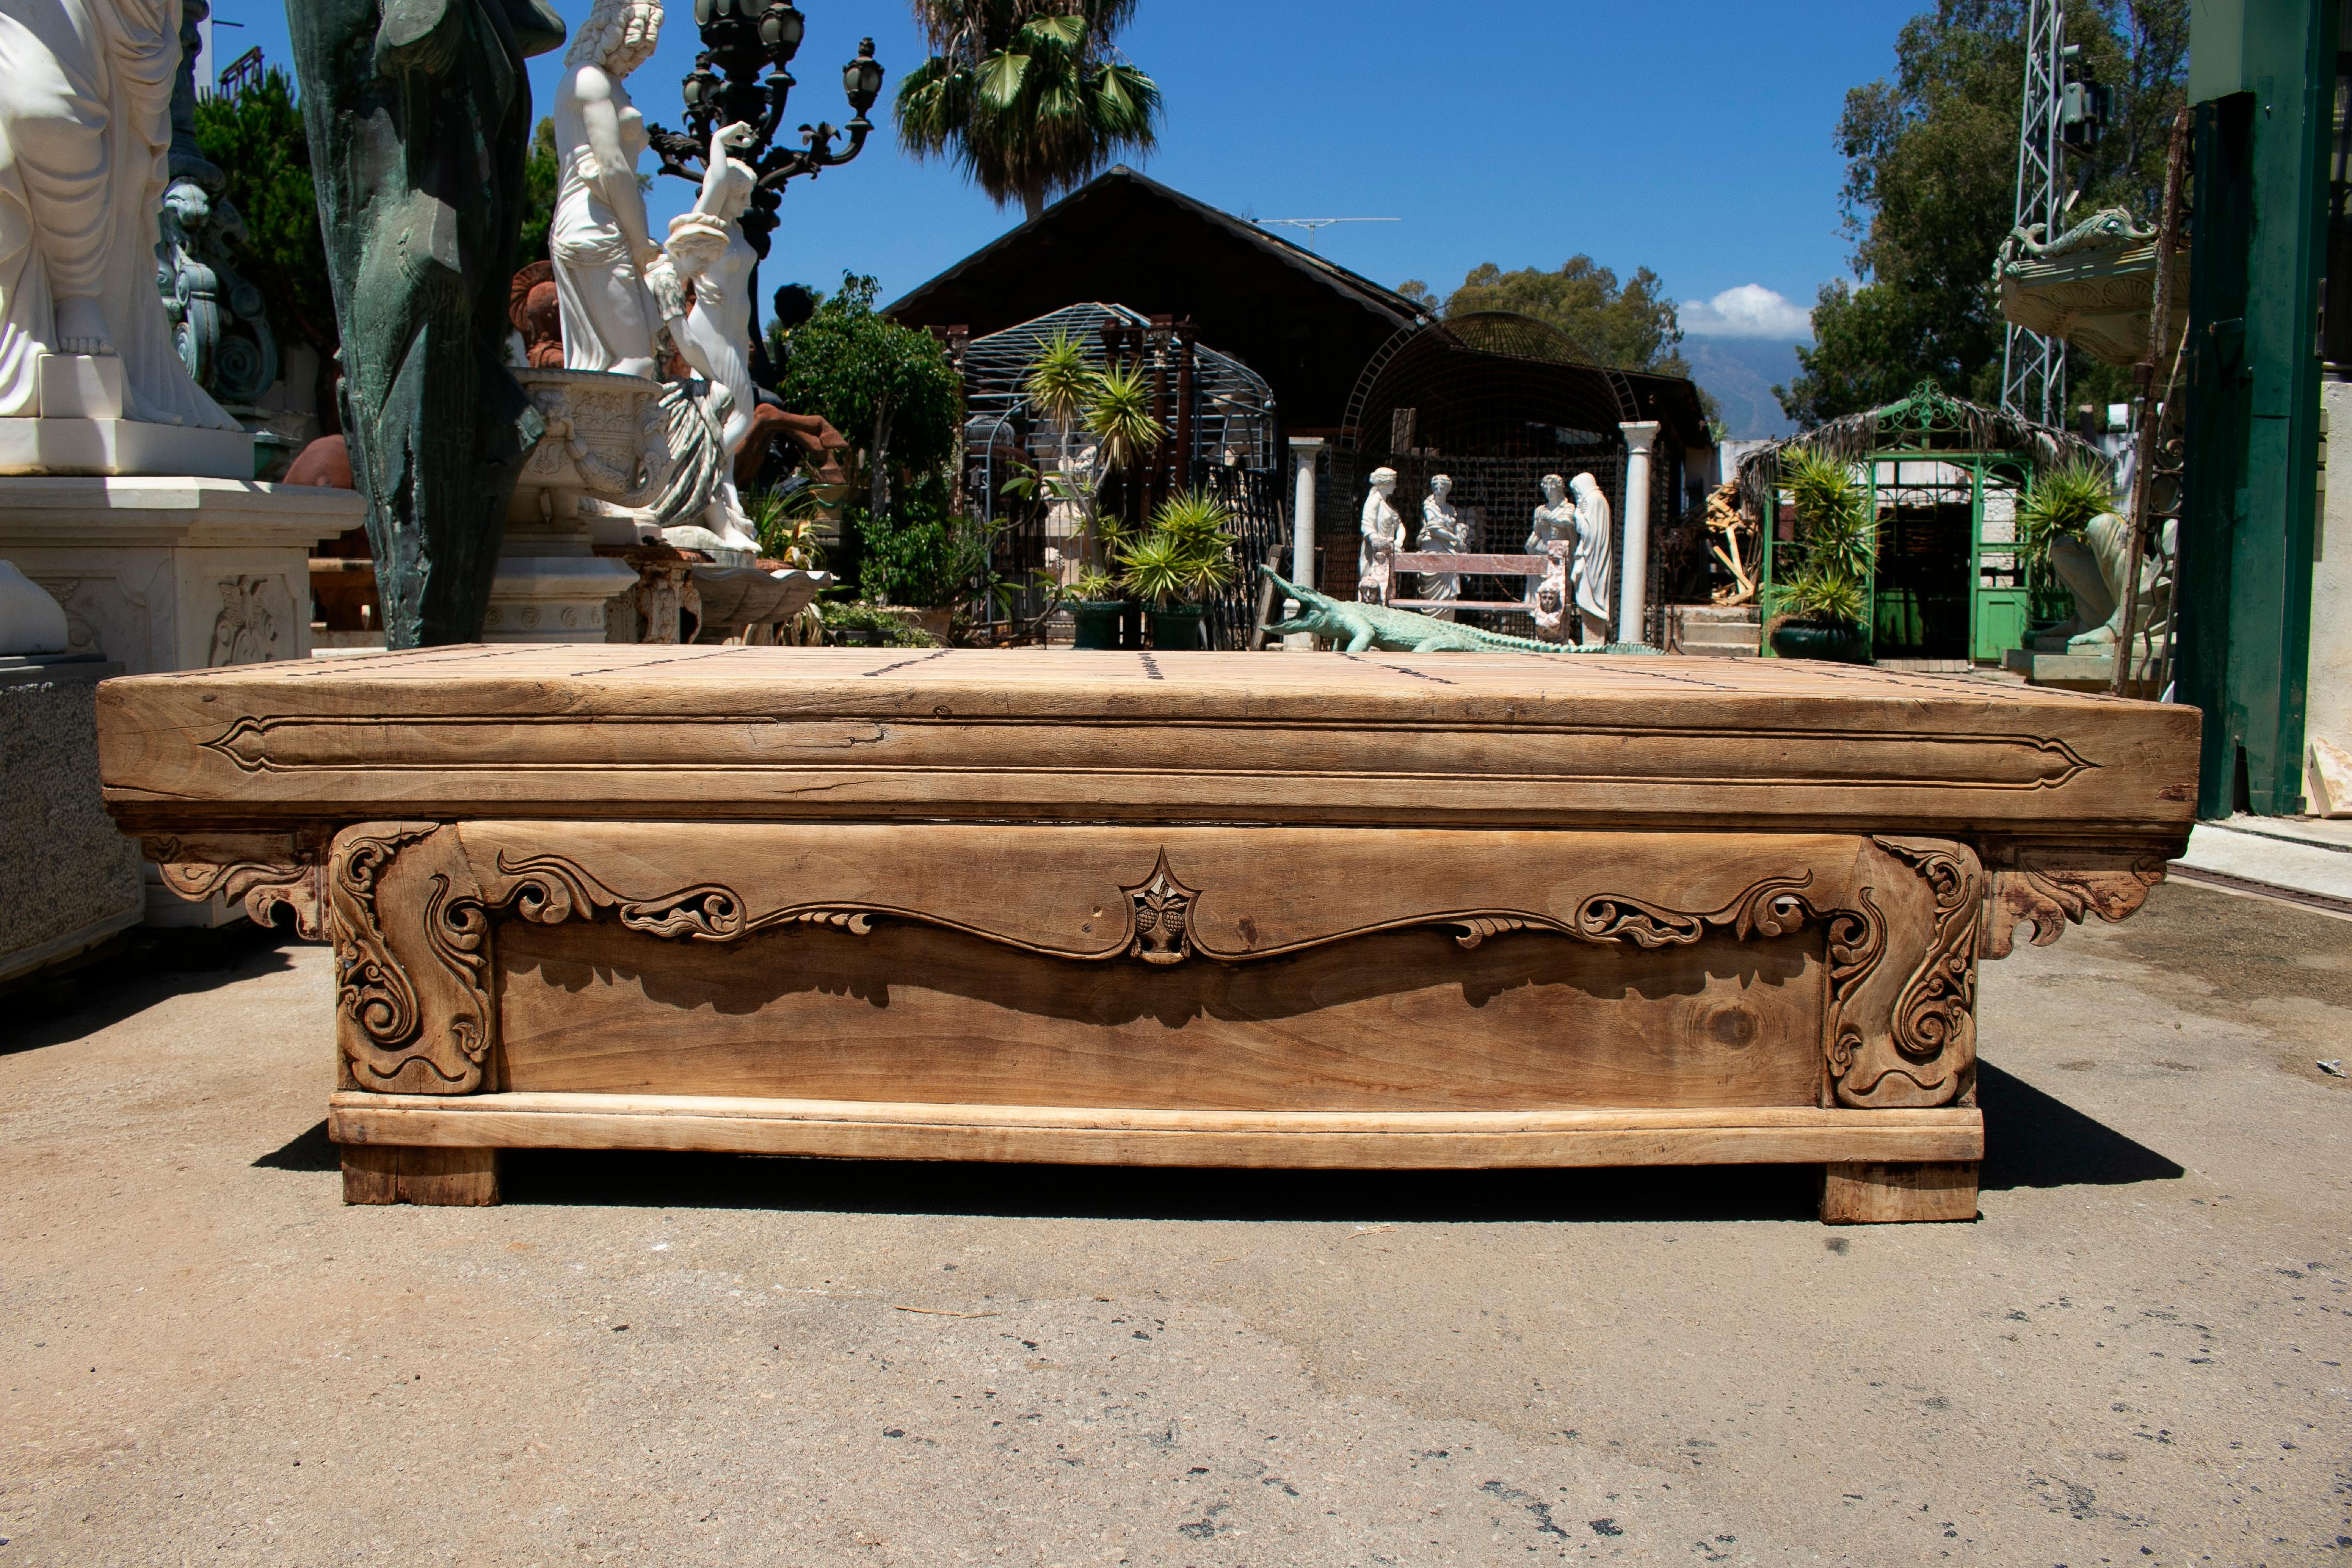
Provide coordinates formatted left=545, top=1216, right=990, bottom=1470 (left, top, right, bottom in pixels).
left=1821, top=1160, right=1979, bottom=1224
left=341, top=1145, right=501, bottom=1206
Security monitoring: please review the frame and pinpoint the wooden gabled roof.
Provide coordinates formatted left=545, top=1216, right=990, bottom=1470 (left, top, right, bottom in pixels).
left=886, top=167, right=1431, bottom=430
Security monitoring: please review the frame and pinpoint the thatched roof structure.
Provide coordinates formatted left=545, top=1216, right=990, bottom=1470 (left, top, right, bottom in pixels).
left=1732, top=381, right=2102, bottom=516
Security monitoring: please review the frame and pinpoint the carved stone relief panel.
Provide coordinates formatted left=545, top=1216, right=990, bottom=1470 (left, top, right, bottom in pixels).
left=207, top=574, right=292, bottom=665
left=30, top=567, right=159, bottom=668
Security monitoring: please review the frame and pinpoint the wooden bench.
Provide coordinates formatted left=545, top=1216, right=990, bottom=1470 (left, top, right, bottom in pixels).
left=1384, top=550, right=1554, bottom=613
left=99, top=648, right=2198, bottom=1222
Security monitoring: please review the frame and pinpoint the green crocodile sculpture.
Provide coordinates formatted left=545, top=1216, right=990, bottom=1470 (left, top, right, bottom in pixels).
left=1259, top=568, right=1658, bottom=655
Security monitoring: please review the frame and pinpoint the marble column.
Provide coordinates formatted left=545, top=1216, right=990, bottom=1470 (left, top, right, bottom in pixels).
left=1287, top=436, right=1324, bottom=648
left=1616, top=421, right=1661, bottom=646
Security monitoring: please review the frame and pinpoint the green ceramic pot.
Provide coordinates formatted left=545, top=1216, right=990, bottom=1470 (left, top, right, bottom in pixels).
left=1767, top=619, right=1871, bottom=664
left=1070, top=600, right=1128, bottom=650
left=1146, top=604, right=1207, bottom=650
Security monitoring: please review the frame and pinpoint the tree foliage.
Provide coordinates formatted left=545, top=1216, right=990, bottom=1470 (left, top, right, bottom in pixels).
left=520, top=118, right=561, bottom=264
left=773, top=275, right=967, bottom=598
left=1778, top=1, right=2188, bottom=428
left=191, top=67, right=335, bottom=355
left=1440, top=258, right=1693, bottom=377
left=772, top=274, right=964, bottom=484
left=895, top=0, right=1161, bottom=221
left=1397, top=258, right=1712, bottom=421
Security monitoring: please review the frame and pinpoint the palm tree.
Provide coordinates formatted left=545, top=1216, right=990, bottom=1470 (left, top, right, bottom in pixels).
left=895, top=1, right=1162, bottom=223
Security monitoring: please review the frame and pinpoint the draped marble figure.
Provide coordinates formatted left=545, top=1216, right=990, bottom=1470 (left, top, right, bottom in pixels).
left=1416, top=473, right=1465, bottom=620
left=550, top=0, right=662, bottom=377
left=1357, top=466, right=1402, bottom=604
left=0, top=0, right=238, bottom=429
left=289, top=0, right=567, bottom=645
left=652, top=120, right=760, bottom=552
left=1566, top=471, right=1615, bottom=645
left=1524, top=473, right=1576, bottom=613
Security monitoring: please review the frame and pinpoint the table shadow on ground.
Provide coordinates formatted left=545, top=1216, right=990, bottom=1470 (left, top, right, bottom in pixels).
left=1977, top=1060, right=2182, bottom=1191
left=251, top=1063, right=2181, bottom=1220
left=3, top=924, right=298, bottom=1058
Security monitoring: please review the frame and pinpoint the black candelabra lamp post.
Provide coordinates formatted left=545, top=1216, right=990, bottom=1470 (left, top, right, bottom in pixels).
left=647, top=1, right=885, bottom=377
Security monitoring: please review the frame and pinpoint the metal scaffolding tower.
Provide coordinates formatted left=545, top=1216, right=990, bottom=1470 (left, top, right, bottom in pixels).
left=2002, top=0, right=2067, bottom=424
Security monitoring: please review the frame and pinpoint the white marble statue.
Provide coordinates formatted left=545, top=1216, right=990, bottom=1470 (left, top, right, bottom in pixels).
left=1525, top=473, right=1576, bottom=613
left=551, top=0, right=664, bottom=378
left=1567, top=471, right=1615, bottom=646
left=653, top=120, right=760, bottom=552
left=1416, top=472, right=1466, bottom=620
left=0, top=0, right=237, bottom=429
left=1358, top=466, right=1403, bottom=604
left=1531, top=577, right=1568, bottom=645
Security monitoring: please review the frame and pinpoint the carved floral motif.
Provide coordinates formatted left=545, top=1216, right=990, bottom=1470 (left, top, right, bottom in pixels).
left=1123, top=851, right=1197, bottom=965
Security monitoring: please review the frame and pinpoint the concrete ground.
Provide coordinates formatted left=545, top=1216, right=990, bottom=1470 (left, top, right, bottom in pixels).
left=1, top=880, right=2347, bottom=1567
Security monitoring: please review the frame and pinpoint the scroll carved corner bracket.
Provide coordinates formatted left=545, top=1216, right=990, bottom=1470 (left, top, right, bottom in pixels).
left=1980, top=859, right=2166, bottom=960
left=140, top=826, right=334, bottom=941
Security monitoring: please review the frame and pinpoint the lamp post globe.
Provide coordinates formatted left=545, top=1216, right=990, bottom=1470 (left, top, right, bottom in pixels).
left=843, top=38, right=882, bottom=118
left=761, top=1, right=806, bottom=62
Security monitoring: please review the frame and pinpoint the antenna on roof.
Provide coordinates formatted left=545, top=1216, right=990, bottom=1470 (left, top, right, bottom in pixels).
left=1254, top=217, right=1399, bottom=252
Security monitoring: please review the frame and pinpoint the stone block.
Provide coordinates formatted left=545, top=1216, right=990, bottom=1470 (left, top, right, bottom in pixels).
left=0, top=656, right=142, bottom=985
left=36, top=354, right=125, bottom=420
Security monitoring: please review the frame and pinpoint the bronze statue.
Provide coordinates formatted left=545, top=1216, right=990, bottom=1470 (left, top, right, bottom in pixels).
left=287, top=0, right=567, bottom=645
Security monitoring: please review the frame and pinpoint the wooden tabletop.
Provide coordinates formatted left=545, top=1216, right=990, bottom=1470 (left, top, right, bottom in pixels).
left=97, top=646, right=2200, bottom=842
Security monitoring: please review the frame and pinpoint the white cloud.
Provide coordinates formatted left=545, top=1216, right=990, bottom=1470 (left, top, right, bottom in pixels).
left=1680, top=284, right=1814, bottom=341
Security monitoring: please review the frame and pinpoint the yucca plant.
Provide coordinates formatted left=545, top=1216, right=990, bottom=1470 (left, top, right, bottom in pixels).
left=1769, top=449, right=1875, bottom=660
left=1779, top=570, right=1869, bottom=627
left=1085, top=362, right=1162, bottom=474
left=1115, top=487, right=1236, bottom=607
left=1022, top=329, right=1093, bottom=429
left=1069, top=567, right=1121, bottom=601
left=2015, top=458, right=2119, bottom=567
left=1781, top=448, right=1874, bottom=592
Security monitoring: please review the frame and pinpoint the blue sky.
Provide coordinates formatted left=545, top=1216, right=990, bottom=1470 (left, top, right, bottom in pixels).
left=206, top=0, right=1919, bottom=344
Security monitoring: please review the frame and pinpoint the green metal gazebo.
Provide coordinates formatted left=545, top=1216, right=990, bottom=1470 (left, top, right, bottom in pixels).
left=1735, top=383, right=2102, bottom=663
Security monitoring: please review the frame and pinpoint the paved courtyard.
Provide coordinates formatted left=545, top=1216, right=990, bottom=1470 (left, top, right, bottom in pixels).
left=1, top=879, right=2346, bottom=1566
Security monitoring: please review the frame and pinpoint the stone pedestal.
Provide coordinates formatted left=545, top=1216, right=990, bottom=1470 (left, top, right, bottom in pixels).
left=483, top=536, right=640, bottom=644
left=487, top=370, right=664, bottom=645
left=0, top=355, right=254, bottom=481
left=0, top=476, right=363, bottom=924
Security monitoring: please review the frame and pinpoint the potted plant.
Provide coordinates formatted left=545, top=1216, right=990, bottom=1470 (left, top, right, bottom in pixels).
left=1766, top=449, right=1876, bottom=663
left=1066, top=568, right=1126, bottom=649
left=1117, top=488, right=1238, bottom=649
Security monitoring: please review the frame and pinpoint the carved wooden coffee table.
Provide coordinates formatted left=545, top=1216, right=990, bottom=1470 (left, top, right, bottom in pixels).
left=98, top=647, right=2198, bottom=1221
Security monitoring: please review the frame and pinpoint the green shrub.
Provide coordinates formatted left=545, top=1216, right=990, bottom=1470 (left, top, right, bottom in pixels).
left=817, top=601, right=939, bottom=648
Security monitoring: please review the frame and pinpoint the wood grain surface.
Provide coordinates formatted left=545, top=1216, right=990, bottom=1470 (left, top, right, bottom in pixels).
left=494, top=918, right=1825, bottom=1110
left=96, top=646, right=2201, bottom=843
left=1821, top=1160, right=1981, bottom=1223
left=328, top=1092, right=1986, bottom=1170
